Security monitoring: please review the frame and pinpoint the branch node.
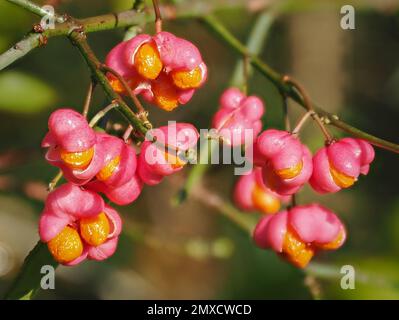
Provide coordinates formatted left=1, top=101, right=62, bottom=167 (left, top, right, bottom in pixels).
left=283, top=75, right=334, bottom=143
left=32, top=23, right=44, bottom=33
left=138, top=111, right=152, bottom=129
left=68, top=25, right=86, bottom=39
left=38, top=34, right=48, bottom=47
left=62, top=13, right=72, bottom=22
left=321, top=116, right=331, bottom=125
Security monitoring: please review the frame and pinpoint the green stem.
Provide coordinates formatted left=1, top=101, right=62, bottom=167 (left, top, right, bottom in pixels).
left=316, top=110, right=399, bottom=153
left=0, top=0, right=269, bottom=72
left=305, top=262, right=393, bottom=287
left=0, top=10, right=147, bottom=71
left=6, top=0, right=65, bottom=22
left=68, top=30, right=148, bottom=136
left=89, top=102, right=118, bottom=127
left=201, top=14, right=399, bottom=153
left=5, top=0, right=150, bottom=134
left=4, top=241, right=58, bottom=300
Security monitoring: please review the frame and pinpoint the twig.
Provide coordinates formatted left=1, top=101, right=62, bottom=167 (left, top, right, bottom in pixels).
left=82, top=81, right=96, bottom=118
left=123, top=125, right=134, bottom=142
left=304, top=275, right=322, bottom=300
left=282, top=93, right=291, bottom=132
left=292, top=110, right=314, bottom=135
left=100, top=64, right=146, bottom=116
left=88, top=101, right=119, bottom=127
left=47, top=170, right=62, bottom=192
left=7, top=0, right=65, bottom=22
left=0, top=0, right=273, bottom=71
left=152, top=0, right=163, bottom=33
left=68, top=29, right=149, bottom=137
left=201, top=14, right=399, bottom=153
left=283, top=76, right=333, bottom=142
left=242, top=54, right=249, bottom=95
left=0, top=10, right=147, bottom=71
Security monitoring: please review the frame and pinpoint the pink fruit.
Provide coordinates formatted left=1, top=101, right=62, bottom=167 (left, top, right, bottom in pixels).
left=253, top=204, right=346, bottom=268
left=212, top=88, right=265, bottom=146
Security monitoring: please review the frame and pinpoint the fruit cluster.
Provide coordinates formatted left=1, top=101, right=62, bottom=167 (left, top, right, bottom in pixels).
left=216, top=87, right=376, bottom=268
left=39, top=26, right=376, bottom=270
left=40, top=109, right=199, bottom=265
left=105, top=32, right=207, bottom=111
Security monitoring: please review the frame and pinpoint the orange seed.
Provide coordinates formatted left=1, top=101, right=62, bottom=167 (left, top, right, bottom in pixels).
left=97, top=156, right=121, bottom=181
left=80, top=212, right=110, bottom=247
left=316, top=230, right=345, bottom=250
left=282, top=229, right=315, bottom=268
left=60, top=147, right=94, bottom=170
left=171, top=66, right=202, bottom=89
left=329, top=164, right=355, bottom=189
left=134, top=42, right=163, bottom=80
left=275, top=161, right=303, bottom=180
left=152, top=78, right=180, bottom=111
left=47, top=226, right=83, bottom=264
left=251, top=184, right=281, bottom=215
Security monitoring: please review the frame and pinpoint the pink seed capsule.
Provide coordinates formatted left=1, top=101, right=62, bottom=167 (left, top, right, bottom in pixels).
left=310, top=138, right=375, bottom=194
left=253, top=204, right=346, bottom=268
left=211, top=87, right=265, bottom=147
left=254, top=129, right=313, bottom=195
left=42, top=109, right=105, bottom=185
left=39, top=183, right=122, bottom=266
left=105, top=32, right=207, bottom=111
left=137, top=122, right=199, bottom=186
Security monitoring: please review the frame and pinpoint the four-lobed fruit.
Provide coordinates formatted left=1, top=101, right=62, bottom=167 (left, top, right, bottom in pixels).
left=105, top=32, right=207, bottom=111
left=211, top=87, right=265, bottom=146
left=39, top=184, right=122, bottom=265
left=253, top=204, right=346, bottom=268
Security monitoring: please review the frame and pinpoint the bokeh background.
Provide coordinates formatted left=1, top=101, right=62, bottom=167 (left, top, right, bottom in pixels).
left=0, top=0, right=399, bottom=299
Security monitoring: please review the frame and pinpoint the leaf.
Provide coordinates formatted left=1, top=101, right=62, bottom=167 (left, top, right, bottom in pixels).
left=4, top=241, right=59, bottom=300
left=0, top=71, right=57, bottom=114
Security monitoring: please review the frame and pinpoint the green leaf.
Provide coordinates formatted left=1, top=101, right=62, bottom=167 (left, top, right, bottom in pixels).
left=4, top=241, right=59, bottom=300
left=0, top=71, right=57, bottom=114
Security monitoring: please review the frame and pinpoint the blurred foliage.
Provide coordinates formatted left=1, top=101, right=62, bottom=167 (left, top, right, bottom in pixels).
left=0, top=0, right=399, bottom=300
left=0, top=71, right=56, bottom=114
